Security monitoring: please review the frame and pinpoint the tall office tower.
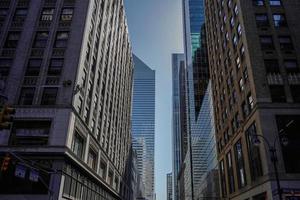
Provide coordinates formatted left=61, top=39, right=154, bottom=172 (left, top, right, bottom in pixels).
left=132, top=55, right=155, bottom=200
left=205, top=0, right=300, bottom=199
left=182, top=0, right=212, bottom=198
left=172, top=53, right=185, bottom=200
left=0, top=0, right=134, bottom=199
left=166, top=173, right=173, bottom=200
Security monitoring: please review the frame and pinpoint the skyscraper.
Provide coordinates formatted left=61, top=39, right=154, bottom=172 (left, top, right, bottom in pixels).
left=132, top=55, right=155, bottom=200
left=172, top=53, right=185, bottom=200
left=182, top=0, right=212, bottom=198
left=205, top=0, right=300, bottom=199
left=0, top=0, right=134, bottom=199
left=167, top=172, right=173, bottom=200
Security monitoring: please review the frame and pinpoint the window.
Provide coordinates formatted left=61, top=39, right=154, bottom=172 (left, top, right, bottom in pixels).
left=61, top=8, right=73, bottom=21
left=0, top=59, right=12, bottom=77
left=253, top=0, right=264, bottom=6
left=237, top=24, right=242, bottom=36
left=13, top=9, right=27, bottom=21
left=10, top=120, right=51, bottom=146
left=226, top=151, right=235, bottom=193
left=233, top=35, right=238, bottom=47
left=100, top=160, right=107, bottom=179
left=260, top=36, right=274, bottom=50
left=253, top=192, right=267, bottom=200
left=239, top=78, right=244, bottom=91
left=48, top=59, right=64, bottom=75
left=264, top=59, right=280, bottom=73
left=230, top=17, right=235, bottom=28
left=236, top=56, right=241, bottom=69
left=0, top=9, right=7, bottom=19
left=71, top=132, right=85, bottom=159
left=26, top=59, right=42, bottom=76
left=269, top=85, right=286, bottom=102
left=255, top=14, right=269, bottom=27
left=18, top=87, right=35, bottom=105
left=41, top=87, right=58, bottom=105
left=246, top=123, right=263, bottom=181
left=220, top=160, right=227, bottom=197
left=87, top=149, right=97, bottom=170
left=276, top=116, right=300, bottom=173
left=279, top=36, right=293, bottom=50
left=273, top=14, right=286, bottom=27
left=234, top=4, right=239, bottom=16
left=54, top=32, right=69, bottom=48
left=269, top=0, right=281, bottom=6
left=290, top=86, right=300, bottom=103
left=33, top=32, right=49, bottom=48
left=40, top=8, right=54, bottom=21
left=284, top=60, right=299, bottom=73
left=4, top=32, right=20, bottom=48
left=235, top=140, right=247, bottom=188
left=248, top=94, right=254, bottom=111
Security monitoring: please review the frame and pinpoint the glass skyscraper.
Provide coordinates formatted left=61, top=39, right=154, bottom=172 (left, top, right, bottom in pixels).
left=132, top=55, right=155, bottom=200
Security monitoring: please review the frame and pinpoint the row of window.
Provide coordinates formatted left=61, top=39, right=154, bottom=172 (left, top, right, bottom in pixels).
left=253, top=0, right=282, bottom=6
left=18, top=87, right=58, bottom=105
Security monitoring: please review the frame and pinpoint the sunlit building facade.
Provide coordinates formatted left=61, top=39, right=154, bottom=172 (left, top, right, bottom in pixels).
left=132, top=55, right=155, bottom=200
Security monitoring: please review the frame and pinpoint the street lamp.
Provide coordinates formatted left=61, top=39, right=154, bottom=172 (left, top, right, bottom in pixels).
left=251, top=120, right=293, bottom=200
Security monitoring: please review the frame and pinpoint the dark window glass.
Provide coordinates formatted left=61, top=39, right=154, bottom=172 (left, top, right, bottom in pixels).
left=226, top=151, right=235, bottom=193
left=269, top=0, right=281, bottom=6
left=0, top=59, right=12, bottom=77
left=255, top=14, right=269, bottom=26
left=48, top=59, right=63, bottom=75
left=246, top=123, right=263, bottom=181
left=279, top=36, right=293, bottom=50
left=264, top=59, right=280, bottom=73
left=260, top=36, right=274, bottom=50
left=290, top=85, right=300, bottom=103
left=235, top=140, right=247, bottom=188
left=284, top=60, right=299, bottom=73
left=26, top=59, right=42, bottom=76
left=269, top=85, right=286, bottom=102
left=276, top=116, right=300, bottom=173
left=18, top=87, right=35, bottom=105
left=71, top=132, right=84, bottom=159
left=273, top=14, right=287, bottom=27
left=13, top=9, right=27, bottom=21
left=54, top=32, right=69, bottom=48
left=33, top=32, right=49, bottom=48
left=4, top=32, right=20, bottom=48
left=253, top=0, right=264, bottom=6
left=40, top=8, right=54, bottom=21
left=41, top=87, right=58, bottom=105
left=61, top=8, right=73, bottom=21
left=253, top=192, right=267, bottom=200
left=87, top=149, right=97, bottom=170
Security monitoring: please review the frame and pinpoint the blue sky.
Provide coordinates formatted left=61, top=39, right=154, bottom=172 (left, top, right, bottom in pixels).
left=124, top=0, right=184, bottom=199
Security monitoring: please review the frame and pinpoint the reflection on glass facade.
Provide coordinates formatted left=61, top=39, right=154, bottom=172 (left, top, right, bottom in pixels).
left=172, top=53, right=185, bottom=200
left=132, top=55, right=155, bottom=200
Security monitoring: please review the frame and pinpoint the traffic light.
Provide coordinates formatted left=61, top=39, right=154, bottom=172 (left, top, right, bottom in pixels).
left=0, top=105, right=15, bottom=130
left=1, top=154, right=11, bottom=172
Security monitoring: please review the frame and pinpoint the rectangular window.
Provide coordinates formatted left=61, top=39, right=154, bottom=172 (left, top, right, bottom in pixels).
left=279, top=36, right=293, bottom=50
left=19, top=87, right=35, bottom=105
left=226, top=151, right=235, bottom=193
left=291, top=85, right=300, bottom=103
left=54, top=32, right=69, bottom=48
left=253, top=0, right=264, bottom=6
left=87, top=149, right=97, bottom=170
left=273, top=14, right=287, bottom=27
left=284, top=60, right=299, bottom=73
left=235, top=140, right=247, bottom=188
left=41, top=87, right=58, bottom=105
left=220, top=160, right=227, bottom=197
left=0, top=59, right=12, bottom=77
left=269, top=85, right=286, bottom=102
left=260, top=36, right=274, bottom=50
left=246, top=123, right=263, bottom=181
left=48, top=59, right=63, bottom=75
left=255, top=14, right=269, bottom=27
left=4, top=32, right=20, bottom=48
left=13, top=9, right=27, bottom=21
left=40, top=8, right=54, bottom=21
left=264, top=59, right=280, bottom=73
left=26, top=59, right=42, bottom=76
left=100, top=160, right=107, bottom=179
left=269, top=0, right=281, bottom=6
left=71, top=132, right=85, bottom=159
left=10, top=120, right=51, bottom=146
left=276, top=115, right=300, bottom=173
left=33, top=32, right=49, bottom=48
left=61, top=8, right=73, bottom=21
